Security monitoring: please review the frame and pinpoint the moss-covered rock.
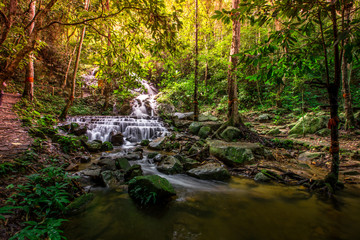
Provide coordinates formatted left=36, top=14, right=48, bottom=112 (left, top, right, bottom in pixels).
left=83, top=140, right=103, bottom=152
left=140, top=139, right=150, bottom=146
left=65, top=193, right=94, bottom=215
left=189, top=122, right=203, bottom=135
left=101, top=141, right=114, bottom=151
left=124, top=164, right=143, bottom=182
left=174, top=155, right=200, bottom=171
left=207, top=140, right=272, bottom=166
left=148, top=152, right=159, bottom=159
left=128, top=175, right=176, bottom=206
left=157, top=156, right=183, bottom=174
left=289, top=113, right=328, bottom=135
left=186, top=162, right=230, bottom=181
left=148, top=136, right=166, bottom=150
left=198, top=126, right=211, bottom=139
left=220, top=126, right=243, bottom=142
left=254, top=172, right=271, bottom=182
left=115, top=158, right=131, bottom=170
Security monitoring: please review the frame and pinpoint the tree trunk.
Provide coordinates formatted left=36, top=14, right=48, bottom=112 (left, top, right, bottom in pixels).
left=62, top=45, right=77, bottom=89
left=0, top=0, right=18, bottom=46
left=326, top=2, right=341, bottom=187
left=193, top=0, right=199, bottom=121
left=227, top=0, right=241, bottom=126
left=22, top=0, right=36, bottom=101
left=103, top=0, right=112, bottom=111
left=59, top=0, right=89, bottom=120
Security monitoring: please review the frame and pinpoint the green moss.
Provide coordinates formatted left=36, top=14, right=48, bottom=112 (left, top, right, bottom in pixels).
left=65, top=193, right=94, bottom=215
left=101, top=141, right=114, bottom=151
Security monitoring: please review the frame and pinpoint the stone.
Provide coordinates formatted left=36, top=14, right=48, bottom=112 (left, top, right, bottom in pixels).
left=140, top=139, right=150, bottom=146
left=157, top=156, right=183, bottom=174
left=123, top=152, right=143, bottom=160
left=173, top=112, right=194, bottom=120
left=254, top=172, right=271, bottom=182
left=70, top=123, right=87, bottom=136
left=148, top=152, right=159, bottom=159
left=115, top=158, right=131, bottom=170
left=289, top=113, right=328, bottom=135
left=119, top=102, right=132, bottom=115
left=76, top=156, right=91, bottom=163
left=189, top=122, right=203, bottom=135
left=148, top=136, right=166, bottom=150
left=198, top=114, right=218, bottom=122
left=64, top=193, right=94, bottom=215
left=101, top=170, right=116, bottom=187
left=101, top=141, right=114, bottom=151
left=153, top=154, right=163, bottom=163
left=298, top=152, right=325, bottom=162
left=267, top=128, right=281, bottom=136
left=186, top=162, right=230, bottom=181
left=174, top=155, right=200, bottom=171
left=220, top=126, right=243, bottom=142
left=198, top=126, right=212, bottom=139
left=124, top=164, right=143, bottom=182
left=110, top=132, right=124, bottom=146
left=258, top=114, right=272, bottom=122
left=207, top=140, right=272, bottom=166
left=128, top=175, right=176, bottom=206
left=98, top=158, right=116, bottom=171
left=315, top=128, right=331, bottom=137
left=83, top=140, right=103, bottom=152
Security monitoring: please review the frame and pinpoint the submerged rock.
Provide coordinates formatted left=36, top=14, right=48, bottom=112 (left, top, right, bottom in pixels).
left=157, top=156, right=183, bottom=174
left=207, top=140, right=273, bottom=166
left=186, top=162, right=230, bottom=181
left=220, top=126, right=243, bottom=142
left=128, top=175, right=176, bottom=206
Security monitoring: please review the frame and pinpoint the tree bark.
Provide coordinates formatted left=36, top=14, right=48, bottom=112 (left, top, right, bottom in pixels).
left=0, top=0, right=18, bottom=46
left=103, top=0, right=112, bottom=111
left=59, top=0, right=89, bottom=120
left=193, top=0, right=199, bottom=121
left=22, top=0, right=36, bottom=101
left=62, top=45, right=77, bottom=89
left=227, top=0, right=241, bottom=126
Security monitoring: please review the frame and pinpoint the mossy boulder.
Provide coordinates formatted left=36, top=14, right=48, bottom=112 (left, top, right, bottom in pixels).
left=70, top=124, right=87, bottom=136
left=198, top=114, right=218, bottom=122
left=65, top=193, right=94, bottom=215
left=140, top=139, right=150, bottom=146
left=289, top=113, right=328, bottom=135
left=128, top=175, right=176, bottom=206
left=148, top=136, right=166, bottom=150
left=198, top=126, right=212, bottom=139
left=189, top=122, right=203, bottom=135
left=157, top=156, right=183, bottom=174
left=174, top=155, right=200, bottom=171
left=220, top=126, right=243, bottom=142
left=254, top=172, right=271, bottom=182
left=186, top=163, right=230, bottom=181
left=83, top=140, right=103, bottom=152
left=258, top=114, right=272, bottom=122
left=207, top=140, right=272, bottom=166
left=101, top=141, right=114, bottom=151
left=148, top=152, right=159, bottom=159
left=124, top=164, right=143, bottom=182
left=110, top=132, right=124, bottom=146
left=115, top=158, right=131, bottom=170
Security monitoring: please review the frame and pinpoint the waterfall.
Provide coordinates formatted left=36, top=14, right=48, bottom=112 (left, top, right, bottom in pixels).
left=66, top=79, right=168, bottom=143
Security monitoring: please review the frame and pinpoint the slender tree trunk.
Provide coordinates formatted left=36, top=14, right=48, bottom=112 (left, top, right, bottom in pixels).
left=227, top=0, right=241, bottom=126
left=0, top=0, right=18, bottom=46
left=62, top=45, right=77, bottom=89
left=103, top=0, right=112, bottom=111
left=326, top=1, right=341, bottom=187
left=59, top=0, right=89, bottom=120
left=22, top=0, right=36, bottom=101
left=193, top=0, right=199, bottom=121
left=341, top=2, right=356, bottom=130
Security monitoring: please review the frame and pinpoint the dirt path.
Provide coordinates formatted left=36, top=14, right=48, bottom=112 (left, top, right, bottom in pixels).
left=0, top=93, right=32, bottom=161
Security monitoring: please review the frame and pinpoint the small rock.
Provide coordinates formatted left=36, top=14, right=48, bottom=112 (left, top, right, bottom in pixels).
left=124, top=164, right=143, bottom=182
left=148, top=136, right=166, bottom=150
left=220, top=126, right=243, bottom=142
left=298, top=152, right=325, bottom=162
left=198, top=126, right=211, bottom=139
left=115, top=158, right=131, bottom=170
left=258, top=114, right=272, bottom=122
left=189, top=122, right=203, bottom=135
left=157, top=156, right=183, bottom=174
left=187, top=162, right=230, bottom=181
left=254, top=172, right=271, bottom=182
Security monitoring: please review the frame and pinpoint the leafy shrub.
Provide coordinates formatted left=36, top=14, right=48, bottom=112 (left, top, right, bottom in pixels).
left=52, top=135, right=82, bottom=153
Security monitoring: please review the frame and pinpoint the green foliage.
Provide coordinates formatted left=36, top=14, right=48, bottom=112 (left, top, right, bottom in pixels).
left=271, top=138, right=294, bottom=149
left=128, top=180, right=158, bottom=206
left=0, top=162, right=15, bottom=176
left=52, top=135, right=82, bottom=153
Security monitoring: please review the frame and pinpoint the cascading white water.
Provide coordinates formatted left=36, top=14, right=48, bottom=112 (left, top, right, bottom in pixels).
left=66, top=79, right=167, bottom=143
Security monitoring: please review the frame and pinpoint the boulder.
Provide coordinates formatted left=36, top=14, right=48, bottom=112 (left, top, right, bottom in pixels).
left=173, top=112, right=194, bottom=120
left=128, top=175, right=176, bottom=206
left=123, top=152, right=143, bottom=160
left=124, top=164, right=143, bottom=182
left=258, top=114, right=272, bottom=122
left=174, top=155, right=200, bottom=171
left=220, top=126, right=243, bottom=142
left=64, top=193, right=94, bottom=215
left=98, top=157, right=117, bottom=171
left=71, top=124, right=87, bottom=136
left=148, top=136, right=166, bottom=150
left=148, top=152, right=159, bottom=159
left=83, top=140, right=103, bottom=152
left=111, top=132, right=124, bottom=146
left=289, top=113, right=328, bottom=135
left=198, top=114, right=218, bottom=122
left=189, top=122, right=203, bottom=135
left=186, top=162, right=230, bottom=181
left=198, top=126, right=211, bottom=139
left=207, top=140, right=272, bottom=166
left=298, top=152, right=325, bottom=162
left=119, top=102, right=132, bottom=115
left=254, top=172, right=271, bottom=182
left=76, top=156, right=91, bottom=163
left=140, top=139, right=150, bottom=146
left=115, top=158, right=131, bottom=170
left=101, top=141, right=114, bottom=151
left=157, top=156, right=183, bottom=174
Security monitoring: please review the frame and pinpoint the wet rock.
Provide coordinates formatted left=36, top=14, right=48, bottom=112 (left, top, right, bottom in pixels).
left=289, top=113, right=328, bottom=135
left=157, top=156, right=183, bottom=174
left=148, top=152, right=159, bottom=159
left=207, top=140, right=272, bottom=166
left=128, top=175, right=176, bottom=206
left=140, top=139, right=150, bottom=146
left=101, top=141, right=114, bottom=151
left=173, top=112, right=194, bottom=120
left=148, top=136, right=166, bottom=150
left=220, top=126, right=243, bottom=142
left=186, top=162, right=230, bottom=181
left=258, top=114, right=272, bottom=122
left=198, top=114, right=218, bottom=122
left=189, top=122, right=203, bottom=135
left=254, top=172, right=271, bottom=182
left=98, top=158, right=117, bottom=171
left=110, top=132, right=124, bottom=146
left=123, top=152, right=143, bottom=160
left=174, top=155, right=200, bottom=171
left=298, top=152, right=325, bottom=162
left=198, top=126, right=211, bottom=139
left=76, top=155, right=91, bottom=163
left=124, top=164, right=143, bottom=182
left=153, top=153, right=164, bottom=163
left=83, top=140, right=103, bottom=152
left=115, top=158, right=131, bottom=170
left=70, top=123, right=87, bottom=136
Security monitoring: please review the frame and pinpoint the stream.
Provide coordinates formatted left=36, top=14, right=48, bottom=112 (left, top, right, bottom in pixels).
left=64, top=79, right=360, bottom=240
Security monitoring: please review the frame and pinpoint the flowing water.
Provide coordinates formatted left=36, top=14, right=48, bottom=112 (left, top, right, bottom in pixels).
left=64, top=79, right=360, bottom=240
